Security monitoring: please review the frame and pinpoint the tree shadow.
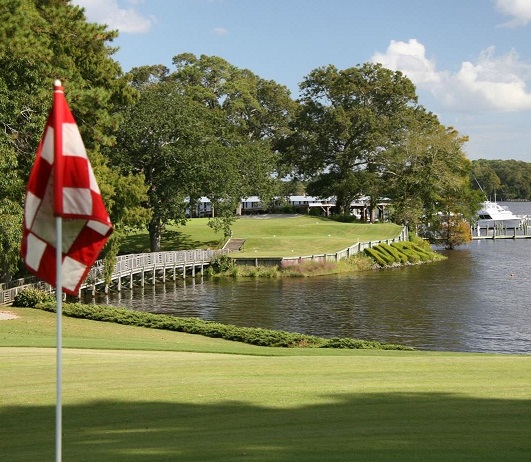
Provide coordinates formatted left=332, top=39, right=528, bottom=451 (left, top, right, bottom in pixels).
left=2, top=392, right=530, bottom=461
left=121, top=230, right=220, bottom=254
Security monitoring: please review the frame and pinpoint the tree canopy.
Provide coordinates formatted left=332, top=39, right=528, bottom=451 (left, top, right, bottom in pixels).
left=281, top=62, right=478, bottom=243
left=116, top=55, right=294, bottom=251
left=283, top=63, right=420, bottom=216
left=471, top=159, right=531, bottom=200
left=0, top=0, right=146, bottom=281
left=0, top=2, right=487, bottom=273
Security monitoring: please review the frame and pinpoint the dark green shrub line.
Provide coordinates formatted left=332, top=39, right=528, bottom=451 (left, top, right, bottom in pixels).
left=372, top=246, right=396, bottom=265
left=364, top=241, right=443, bottom=267
left=35, top=302, right=413, bottom=351
left=378, top=242, right=408, bottom=264
left=363, top=248, right=388, bottom=266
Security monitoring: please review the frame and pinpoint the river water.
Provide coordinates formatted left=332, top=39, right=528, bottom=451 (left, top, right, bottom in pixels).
left=88, top=202, right=531, bottom=354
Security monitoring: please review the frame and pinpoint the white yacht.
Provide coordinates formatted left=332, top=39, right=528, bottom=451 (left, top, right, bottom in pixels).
left=476, top=201, right=523, bottom=228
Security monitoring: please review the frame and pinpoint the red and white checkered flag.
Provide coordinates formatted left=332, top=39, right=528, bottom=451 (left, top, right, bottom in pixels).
left=21, top=81, right=112, bottom=295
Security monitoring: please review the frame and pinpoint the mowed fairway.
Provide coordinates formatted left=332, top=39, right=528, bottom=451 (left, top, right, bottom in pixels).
left=1, top=309, right=530, bottom=461
left=122, top=215, right=403, bottom=256
left=232, top=216, right=402, bottom=257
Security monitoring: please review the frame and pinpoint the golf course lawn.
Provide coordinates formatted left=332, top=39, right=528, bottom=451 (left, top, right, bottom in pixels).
left=121, top=215, right=403, bottom=257
left=1, top=308, right=530, bottom=461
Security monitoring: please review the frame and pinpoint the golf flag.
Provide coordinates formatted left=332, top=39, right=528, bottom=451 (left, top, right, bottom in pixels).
left=21, top=81, right=112, bottom=295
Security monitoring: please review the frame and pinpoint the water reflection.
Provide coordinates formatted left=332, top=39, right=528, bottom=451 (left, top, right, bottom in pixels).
left=86, top=240, right=531, bottom=353
left=85, top=238, right=531, bottom=354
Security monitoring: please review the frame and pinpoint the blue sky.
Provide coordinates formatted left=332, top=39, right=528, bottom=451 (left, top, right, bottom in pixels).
left=74, top=0, right=531, bottom=162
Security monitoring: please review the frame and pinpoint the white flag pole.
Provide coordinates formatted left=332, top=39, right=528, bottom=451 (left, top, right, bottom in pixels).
left=55, top=216, right=63, bottom=462
left=53, top=79, right=64, bottom=462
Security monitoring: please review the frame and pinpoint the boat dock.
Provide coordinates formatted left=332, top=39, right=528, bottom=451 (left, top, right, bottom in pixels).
left=471, top=224, right=531, bottom=240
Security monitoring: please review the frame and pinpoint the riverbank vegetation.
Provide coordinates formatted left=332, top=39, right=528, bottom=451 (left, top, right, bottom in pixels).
left=2, top=308, right=530, bottom=461
left=364, top=240, right=445, bottom=267
left=207, top=252, right=376, bottom=278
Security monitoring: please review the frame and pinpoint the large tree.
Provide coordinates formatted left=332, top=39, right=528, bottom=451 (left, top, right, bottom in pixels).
left=0, top=0, right=146, bottom=281
left=114, top=55, right=295, bottom=250
left=283, top=62, right=479, bottom=242
left=284, top=63, right=419, bottom=218
left=112, top=79, right=278, bottom=251
left=384, top=110, right=479, bottom=224
left=386, top=118, right=481, bottom=246
left=171, top=53, right=296, bottom=143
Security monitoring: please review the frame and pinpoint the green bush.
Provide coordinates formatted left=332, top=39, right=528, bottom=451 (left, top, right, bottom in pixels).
left=329, top=214, right=360, bottom=223
left=323, top=337, right=412, bottom=350
left=35, top=302, right=413, bottom=351
left=392, top=244, right=421, bottom=263
left=13, top=287, right=55, bottom=307
left=373, top=246, right=395, bottom=265
left=409, top=233, right=433, bottom=252
left=409, top=243, right=432, bottom=260
left=378, top=242, right=408, bottom=264
left=209, top=254, right=235, bottom=273
left=392, top=242, right=430, bottom=262
left=363, top=247, right=388, bottom=267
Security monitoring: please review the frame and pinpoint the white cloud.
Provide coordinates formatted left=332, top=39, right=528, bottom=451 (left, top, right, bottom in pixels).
left=372, top=39, right=441, bottom=84
left=211, top=27, right=229, bottom=36
left=495, top=0, right=531, bottom=27
left=73, top=0, right=155, bottom=34
left=371, top=39, right=531, bottom=113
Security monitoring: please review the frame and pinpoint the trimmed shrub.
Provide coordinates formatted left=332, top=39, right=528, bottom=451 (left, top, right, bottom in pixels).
left=409, top=233, right=433, bottom=252
left=378, top=243, right=408, bottom=264
left=391, top=242, right=432, bottom=262
left=34, top=302, right=413, bottom=351
left=13, top=287, right=55, bottom=307
left=323, top=337, right=412, bottom=350
left=364, top=247, right=388, bottom=266
left=372, top=246, right=395, bottom=265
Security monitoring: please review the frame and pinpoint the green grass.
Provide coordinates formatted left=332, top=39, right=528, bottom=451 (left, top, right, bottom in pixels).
left=122, top=215, right=403, bottom=257
left=1, top=308, right=530, bottom=461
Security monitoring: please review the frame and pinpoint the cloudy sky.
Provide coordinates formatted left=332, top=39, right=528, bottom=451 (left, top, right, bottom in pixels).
left=73, top=0, right=531, bottom=162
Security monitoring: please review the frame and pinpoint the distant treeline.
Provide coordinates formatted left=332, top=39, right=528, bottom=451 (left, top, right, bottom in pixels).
left=471, top=159, right=531, bottom=201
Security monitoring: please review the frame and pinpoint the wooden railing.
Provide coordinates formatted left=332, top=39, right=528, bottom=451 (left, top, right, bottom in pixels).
left=1, top=227, right=408, bottom=304
left=0, top=249, right=228, bottom=305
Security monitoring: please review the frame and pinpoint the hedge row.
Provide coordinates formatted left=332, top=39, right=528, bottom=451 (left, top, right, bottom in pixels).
left=364, top=241, right=441, bottom=267
left=35, top=302, right=413, bottom=351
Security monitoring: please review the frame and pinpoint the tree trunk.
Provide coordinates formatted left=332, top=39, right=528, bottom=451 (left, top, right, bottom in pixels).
left=148, top=218, right=162, bottom=252
left=369, top=196, right=378, bottom=223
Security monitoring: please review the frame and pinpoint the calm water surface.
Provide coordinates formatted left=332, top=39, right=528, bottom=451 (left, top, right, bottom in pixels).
left=90, top=202, right=531, bottom=354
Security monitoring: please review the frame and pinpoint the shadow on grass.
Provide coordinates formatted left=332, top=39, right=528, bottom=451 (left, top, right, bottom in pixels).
left=2, top=392, right=530, bottom=461
left=120, top=230, right=220, bottom=254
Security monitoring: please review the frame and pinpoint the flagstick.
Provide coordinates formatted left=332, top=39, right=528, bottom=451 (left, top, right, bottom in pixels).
left=53, top=79, right=64, bottom=462
left=21, top=79, right=111, bottom=461
left=56, top=216, right=63, bottom=462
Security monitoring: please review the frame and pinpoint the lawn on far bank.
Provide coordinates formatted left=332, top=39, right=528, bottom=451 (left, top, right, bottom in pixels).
left=122, top=215, right=403, bottom=257
left=1, top=308, right=530, bottom=461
